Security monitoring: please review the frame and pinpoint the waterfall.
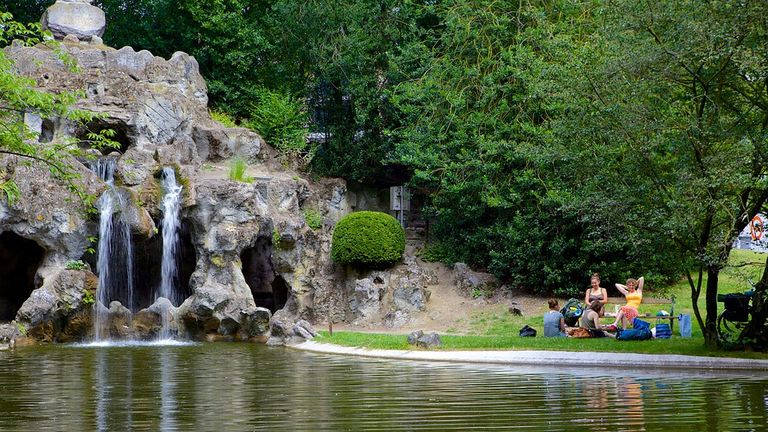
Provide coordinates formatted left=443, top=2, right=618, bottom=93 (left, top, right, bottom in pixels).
left=92, top=157, right=135, bottom=342
left=158, top=167, right=183, bottom=339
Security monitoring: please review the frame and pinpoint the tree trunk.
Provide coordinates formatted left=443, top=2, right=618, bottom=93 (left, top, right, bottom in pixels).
left=740, top=255, right=768, bottom=350
left=704, top=266, right=720, bottom=347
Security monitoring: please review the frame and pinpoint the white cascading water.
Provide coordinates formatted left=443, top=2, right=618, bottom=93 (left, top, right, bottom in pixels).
left=92, top=157, right=135, bottom=342
left=158, top=167, right=183, bottom=339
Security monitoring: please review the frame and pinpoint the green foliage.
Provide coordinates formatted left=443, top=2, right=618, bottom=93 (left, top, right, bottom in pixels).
left=331, top=211, right=405, bottom=267
left=14, top=321, right=27, bottom=336
left=228, top=157, right=252, bottom=183
left=86, top=236, right=97, bottom=255
left=244, top=87, right=309, bottom=155
left=549, top=0, right=768, bottom=344
left=390, top=1, right=661, bottom=295
left=418, top=242, right=453, bottom=264
left=65, top=260, right=88, bottom=271
left=82, top=290, right=95, bottom=306
left=272, top=228, right=281, bottom=247
left=303, top=209, right=323, bottom=231
left=210, top=109, right=237, bottom=128
left=0, top=175, right=19, bottom=206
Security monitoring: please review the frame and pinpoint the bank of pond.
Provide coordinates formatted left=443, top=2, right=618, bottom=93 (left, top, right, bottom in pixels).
left=317, top=331, right=768, bottom=360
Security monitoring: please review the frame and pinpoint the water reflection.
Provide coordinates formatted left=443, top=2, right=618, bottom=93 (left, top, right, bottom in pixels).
left=0, top=345, right=766, bottom=431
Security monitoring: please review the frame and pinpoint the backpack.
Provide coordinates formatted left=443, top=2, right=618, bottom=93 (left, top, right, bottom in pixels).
left=519, top=325, right=537, bottom=337
left=632, top=317, right=651, bottom=331
left=560, top=298, right=584, bottom=327
left=654, top=323, right=672, bottom=339
left=616, top=327, right=652, bottom=341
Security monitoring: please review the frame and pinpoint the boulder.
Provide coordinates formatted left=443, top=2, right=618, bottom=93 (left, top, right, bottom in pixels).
left=16, top=269, right=98, bottom=342
left=393, top=281, right=431, bottom=312
left=266, top=314, right=318, bottom=345
left=407, top=330, right=442, bottom=348
left=384, top=310, right=410, bottom=329
left=454, top=262, right=499, bottom=296
left=349, top=278, right=385, bottom=323
left=193, top=125, right=264, bottom=162
left=293, top=319, right=318, bottom=338
left=42, top=0, right=106, bottom=41
left=106, top=301, right=132, bottom=339
left=239, top=307, right=272, bottom=338
left=133, top=297, right=176, bottom=339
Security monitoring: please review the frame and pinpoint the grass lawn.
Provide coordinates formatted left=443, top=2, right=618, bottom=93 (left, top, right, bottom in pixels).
left=315, top=249, right=768, bottom=360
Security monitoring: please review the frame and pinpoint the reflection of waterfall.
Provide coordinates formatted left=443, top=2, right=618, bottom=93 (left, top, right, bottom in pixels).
left=92, top=158, right=135, bottom=342
left=95, top=350, right=106, bottom=432
left=158, top=167, right=183, bottom=339
left=159, top=350, right=177, bottom=431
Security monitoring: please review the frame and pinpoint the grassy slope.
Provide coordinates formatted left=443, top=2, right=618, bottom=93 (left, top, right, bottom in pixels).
left=315, top=250, right=768, bottom=359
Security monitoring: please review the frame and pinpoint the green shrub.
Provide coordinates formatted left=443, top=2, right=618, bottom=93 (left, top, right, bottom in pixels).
left=418, top=242, right=453, bottom=263
left=210, top=109, right=237, bottom=128
left=244, top=87, right=313, bottom=167
left=303, top=209, right=323, bottom=230
left=331, top=211, right=405, bottom=267
left=65, top=260, right=88, bottom=271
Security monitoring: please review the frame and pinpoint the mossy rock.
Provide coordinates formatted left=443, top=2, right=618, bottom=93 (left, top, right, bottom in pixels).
left=331, top=211, right=405, bottom=267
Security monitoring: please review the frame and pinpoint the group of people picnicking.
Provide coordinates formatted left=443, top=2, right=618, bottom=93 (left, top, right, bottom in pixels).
left=543, top=273, right=644, bottom=338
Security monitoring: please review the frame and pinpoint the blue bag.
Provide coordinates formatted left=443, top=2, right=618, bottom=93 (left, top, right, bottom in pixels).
left=616, top=327, right=653, bottom=341
left=632, top=317, right=651, bottom=331
left=678, top=314, right=692, bottom=338
left=654, top=323, right=672, bottom=339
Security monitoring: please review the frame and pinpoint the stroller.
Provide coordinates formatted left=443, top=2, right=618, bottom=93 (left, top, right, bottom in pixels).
left=560, top=298, right=584, bottom=327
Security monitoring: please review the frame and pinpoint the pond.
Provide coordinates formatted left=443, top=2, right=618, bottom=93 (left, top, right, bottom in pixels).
left=1, top=344, right=766, bottom=431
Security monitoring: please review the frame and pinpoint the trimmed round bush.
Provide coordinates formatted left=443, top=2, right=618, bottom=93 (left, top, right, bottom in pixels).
left=331, top=211, right=405, bottom=267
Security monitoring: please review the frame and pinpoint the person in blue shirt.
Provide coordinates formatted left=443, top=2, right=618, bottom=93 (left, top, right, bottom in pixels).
left=543, top=299, right=566, bottom=337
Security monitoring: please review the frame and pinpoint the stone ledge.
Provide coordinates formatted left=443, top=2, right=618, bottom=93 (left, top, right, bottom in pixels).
left=291, top=340, right=768, bottom=372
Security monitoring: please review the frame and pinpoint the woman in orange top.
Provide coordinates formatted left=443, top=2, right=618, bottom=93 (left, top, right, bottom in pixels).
left=611, top=276, right=644, bottom=328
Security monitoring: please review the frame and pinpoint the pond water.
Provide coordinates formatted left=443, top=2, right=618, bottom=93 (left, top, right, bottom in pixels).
left=1, top=343, right=766, bottom=431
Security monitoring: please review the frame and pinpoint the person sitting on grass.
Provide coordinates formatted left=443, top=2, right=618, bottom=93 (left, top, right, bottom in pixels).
left=584, top=273, right=608, bottom=316
left=581, top=300, right=614, bottom=338
left=543, top=299, right=566, bottom=337
left=611, top=276, right=644, bottom=329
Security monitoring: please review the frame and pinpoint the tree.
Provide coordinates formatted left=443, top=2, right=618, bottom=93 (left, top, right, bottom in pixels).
left=265, top=0, right=420, bottom=183
left=560, top=0, right=768, bottom=347
left=390, top=0, right=671, bottom=294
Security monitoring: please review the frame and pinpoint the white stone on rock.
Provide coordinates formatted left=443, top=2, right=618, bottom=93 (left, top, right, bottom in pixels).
left=41, top=0, right=106, bottom=41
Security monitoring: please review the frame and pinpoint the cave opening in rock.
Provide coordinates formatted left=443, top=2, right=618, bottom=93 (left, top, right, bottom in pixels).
left=76, top=118, right=133, bottom=154
left=131, top=220, right=197, bottom=311
left=241, top=236, right=289, bottom=313
left=0, top=232, right=45, bottom=321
